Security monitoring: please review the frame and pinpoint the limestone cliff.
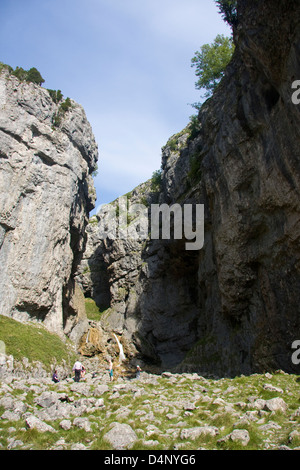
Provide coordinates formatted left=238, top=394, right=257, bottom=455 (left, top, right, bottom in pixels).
left=0, top=69, right=98, bottom=343
left=79, top=0, right=300, bottom=376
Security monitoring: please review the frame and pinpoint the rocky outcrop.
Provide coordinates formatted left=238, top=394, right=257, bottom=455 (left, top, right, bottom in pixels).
left=0, top=69, right=98, bottom=342
left=78, top=0, right=300, bottom=376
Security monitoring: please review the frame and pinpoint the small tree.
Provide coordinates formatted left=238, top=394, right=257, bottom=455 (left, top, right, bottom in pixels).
left=215, top=0, right=238, bottom=29
left=52, top=97, right=73, bottom=128
left=12, top=66, right=27, bottom=81
left=59, top=97, right=72, bottom=113
left=25, top=67, right=45, bottom=86
left=151, top=169, right=162, bottom=192
left=47, top=89, right=63, bottom=103
left=0, top=62, right=13, bottom=73
left=11, top=65, right=45, bottom=86
left=191, top=34, right=235, bottom=101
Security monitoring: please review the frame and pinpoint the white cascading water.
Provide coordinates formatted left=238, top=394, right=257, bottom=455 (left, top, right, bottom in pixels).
left=113, top=333, right=126, bottom=363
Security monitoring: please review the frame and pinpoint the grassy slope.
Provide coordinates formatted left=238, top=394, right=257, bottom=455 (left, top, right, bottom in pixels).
left=0, top=315, right=76, bottom=370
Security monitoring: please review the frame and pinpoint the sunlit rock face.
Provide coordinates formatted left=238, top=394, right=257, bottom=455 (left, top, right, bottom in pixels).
left=0, top=70, right=98, bottom=342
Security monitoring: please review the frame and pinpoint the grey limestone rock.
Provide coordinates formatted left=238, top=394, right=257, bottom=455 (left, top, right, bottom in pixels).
left=25, top=415, right=56, bottom=433
left=73, top=417, right=92, bottom=432
left=219, top=429, right=250, bottom=447
left=59, top=419, right=72, bottom=431
left=263, top=397, right=287, bottom=413
left=0, top=70, right=98, bottom=343
left=103, top=422, right=138, bottom=449
left=180, top=426, right=219, bottom=440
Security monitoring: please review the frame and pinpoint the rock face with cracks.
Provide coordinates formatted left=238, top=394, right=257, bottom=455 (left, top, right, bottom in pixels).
left=0, top=70, right=98, bottom=343
left=78, top=0, right=300, bottom=376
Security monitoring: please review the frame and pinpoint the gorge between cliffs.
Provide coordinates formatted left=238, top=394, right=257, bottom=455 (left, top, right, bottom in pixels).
left=1, top=0, right=300, bottom=379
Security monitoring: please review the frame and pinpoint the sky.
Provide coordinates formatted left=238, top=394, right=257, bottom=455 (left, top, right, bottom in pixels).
left=0, top=0, right=230, bottom=215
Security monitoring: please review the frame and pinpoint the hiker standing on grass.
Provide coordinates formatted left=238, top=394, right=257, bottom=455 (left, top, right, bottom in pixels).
left=136, top=365, right=141, bottom=379
left=108, top=358, right=113, bottom=382
left=73, top=360, right=83, bottom=382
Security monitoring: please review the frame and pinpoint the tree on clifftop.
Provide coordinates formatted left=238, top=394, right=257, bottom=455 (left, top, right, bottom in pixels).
left=191, top=34, right=235, bottom=102
left=215, top=0, right=238, bottom=29
left=189, top=1, right=237, bottom=109
left=25, top=67, right=45, bottom=86
left=11, top=66, right=45, bottom=86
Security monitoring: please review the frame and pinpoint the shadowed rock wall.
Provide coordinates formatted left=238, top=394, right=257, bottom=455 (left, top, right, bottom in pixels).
left=78, top=0, right=300, bottom=375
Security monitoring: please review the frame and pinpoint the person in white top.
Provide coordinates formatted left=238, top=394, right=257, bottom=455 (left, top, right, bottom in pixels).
left=73, top=360, right=83, bottom=382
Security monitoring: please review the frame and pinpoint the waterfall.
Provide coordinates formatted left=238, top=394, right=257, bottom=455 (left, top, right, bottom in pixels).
left=113, top=334, right=126, bottom=363
left=86, top=329, right=90, bottom=344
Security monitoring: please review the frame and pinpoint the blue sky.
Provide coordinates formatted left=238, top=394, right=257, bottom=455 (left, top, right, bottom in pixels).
left=0, top=0, right=230, bottom=214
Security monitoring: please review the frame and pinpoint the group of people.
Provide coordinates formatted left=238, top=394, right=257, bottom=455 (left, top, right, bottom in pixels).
left=51, top=360, right=86, bottom=383
left=52, top=360, right=142, bottom=384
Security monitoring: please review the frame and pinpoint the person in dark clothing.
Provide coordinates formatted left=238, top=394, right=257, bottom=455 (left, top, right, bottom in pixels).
left=52, top=370, right=59, bottom=383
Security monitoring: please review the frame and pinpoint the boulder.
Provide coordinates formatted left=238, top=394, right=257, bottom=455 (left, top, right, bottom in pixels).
left=34, top=391, right=60, bottom=408
left=103, top=422, right=138, bottom=449
left=59, top=419, right=72, bottom=431
left=180, top=426, right=219, bottom=440
left=25, top=415, right=56, bottom=433
left=73, top=417, right=92, bottom=432
left=264, top=398, right=287, bottom=413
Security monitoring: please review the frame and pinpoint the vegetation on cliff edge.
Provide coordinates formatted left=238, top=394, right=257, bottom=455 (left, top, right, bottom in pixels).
left=0, top=62, right=45, bottom=86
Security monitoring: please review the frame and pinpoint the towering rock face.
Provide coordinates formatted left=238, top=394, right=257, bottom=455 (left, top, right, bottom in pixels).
left=179, top=0, right=300, bottom=375
left=79, top=0, right=300, bottom=375
left=0, top=70, right=98, bottom=343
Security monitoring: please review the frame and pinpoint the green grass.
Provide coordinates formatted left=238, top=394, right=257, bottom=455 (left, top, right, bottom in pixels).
left=84, top=298, right=106, bottom=321
left=0, top=315, right=76, bottom=371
